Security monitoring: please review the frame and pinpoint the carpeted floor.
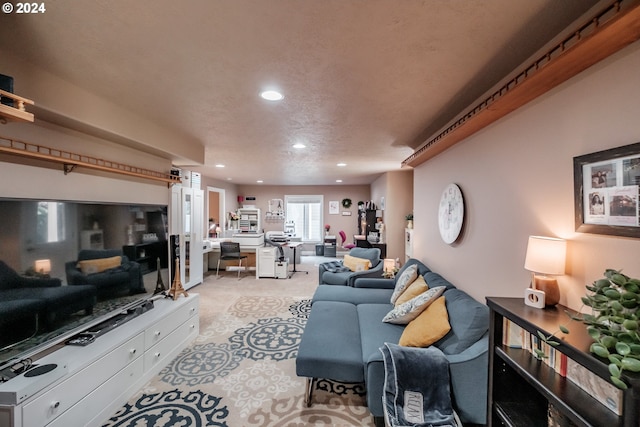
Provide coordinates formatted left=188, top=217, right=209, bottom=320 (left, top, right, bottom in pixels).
left=102, top=256, right=377, bottom=427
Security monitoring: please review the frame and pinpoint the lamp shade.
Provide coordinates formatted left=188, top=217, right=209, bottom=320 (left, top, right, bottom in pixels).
left=524, top=236, right=566, bottom=275
left=383, top=258, right=396, bottom=272
left=34, top=259, right=51, bottom=274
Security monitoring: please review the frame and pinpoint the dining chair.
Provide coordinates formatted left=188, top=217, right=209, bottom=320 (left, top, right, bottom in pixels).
left=216, top=241, right=248, bottom=279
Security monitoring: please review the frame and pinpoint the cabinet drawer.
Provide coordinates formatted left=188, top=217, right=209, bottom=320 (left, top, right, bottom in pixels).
left=47, top=357, right=143, bottom=427
left=144, top=316, right=198, bottom=372
left=144, top=297, right=198, bottom=349
left=22, top=333, right=144, bottom=427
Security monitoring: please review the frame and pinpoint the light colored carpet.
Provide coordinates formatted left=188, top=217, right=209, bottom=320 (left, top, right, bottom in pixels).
left=103, top=256, right=376, bottom=427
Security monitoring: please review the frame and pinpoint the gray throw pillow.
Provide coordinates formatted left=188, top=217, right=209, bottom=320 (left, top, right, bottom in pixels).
left=383, top=286, right=446, bottom=325
left=390, top=264, right=418, bottom=304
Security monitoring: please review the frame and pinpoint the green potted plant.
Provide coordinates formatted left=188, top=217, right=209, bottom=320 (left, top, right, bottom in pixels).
left=405, top=213, right=414, bottom=229
left=540, top=269, right=640, bottom=389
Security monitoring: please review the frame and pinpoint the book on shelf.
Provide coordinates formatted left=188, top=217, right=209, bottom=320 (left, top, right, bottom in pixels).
left=502, top=318, right=524, bottom=348
left=565, top=357, right=623, bottom=416
left=503, top=318, right=621, bottom=415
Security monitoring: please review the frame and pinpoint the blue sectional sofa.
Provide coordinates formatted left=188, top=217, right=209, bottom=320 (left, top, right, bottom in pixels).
left=297, top=258, right=489, bottom=425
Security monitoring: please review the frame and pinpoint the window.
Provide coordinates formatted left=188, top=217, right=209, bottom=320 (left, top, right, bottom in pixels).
left=285, top=195, right=323, bottom=242
left=36, top=201, right=66, bottom=243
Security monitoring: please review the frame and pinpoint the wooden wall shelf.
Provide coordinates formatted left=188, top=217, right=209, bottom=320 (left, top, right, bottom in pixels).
left=0, top=135, right=181, bottom=185
left=403, top=0, right=640, bottom=168
left=0, top=89, right=34, bottom=123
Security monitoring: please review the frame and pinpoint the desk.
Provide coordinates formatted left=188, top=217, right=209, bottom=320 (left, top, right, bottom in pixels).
left=203, top=242, right=263, bottom=279
left=286, top=241, right=306, bottom=277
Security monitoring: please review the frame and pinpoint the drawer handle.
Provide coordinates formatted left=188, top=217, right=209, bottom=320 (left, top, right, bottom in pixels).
left=190, top=324, right=195, bottom=329
left=130, top=348, right=137, bottom=355
left=51, top=401, right=60, bottom=409
left=154, top=352, right=161, bottom=358
left=154, top=331, right=161, bottom=337
left=190, top=307, right=196, bottom=314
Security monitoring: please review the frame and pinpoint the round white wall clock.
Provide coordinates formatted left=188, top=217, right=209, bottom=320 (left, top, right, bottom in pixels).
left=438, top=183, right=465, bottom=244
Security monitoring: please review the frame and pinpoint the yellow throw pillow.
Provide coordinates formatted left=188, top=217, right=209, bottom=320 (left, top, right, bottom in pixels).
left=343, top=254, right=371, bottom=272
left=77, top=256, right=122, bottom=275
left=395, top=275, right=429, bottom=306
left=399, top=296, right=451, bottom=347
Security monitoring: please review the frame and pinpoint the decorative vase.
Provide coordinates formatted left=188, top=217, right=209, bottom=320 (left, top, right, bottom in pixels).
left=407, top=220, right=413, bottom=229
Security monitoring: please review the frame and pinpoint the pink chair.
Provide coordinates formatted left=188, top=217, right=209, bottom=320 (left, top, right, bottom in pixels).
left=339, top=230, right=356, bottom=250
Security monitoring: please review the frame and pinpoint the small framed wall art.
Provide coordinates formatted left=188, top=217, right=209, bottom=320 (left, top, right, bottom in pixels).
left=329, top=200, right=340, bottom=215
left=573, top=141, right=640, bottom=238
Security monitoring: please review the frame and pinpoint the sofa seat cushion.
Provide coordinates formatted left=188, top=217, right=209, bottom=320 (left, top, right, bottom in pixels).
left=33, top=285, right=96, bottom=309
left=435, top=289, right=489, bottom=355
left=312, top=285, right=393, bottom=305
left=357, top=303, right=405, bottom=416
left=0, top=299, right=45, bottom=322
left=357, top=304, right=404, bottom=365
left=296, top=301, right=364, bottom=382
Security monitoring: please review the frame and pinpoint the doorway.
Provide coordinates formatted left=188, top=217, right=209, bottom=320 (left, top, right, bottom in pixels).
left=207, top=186, right=225, bottom=237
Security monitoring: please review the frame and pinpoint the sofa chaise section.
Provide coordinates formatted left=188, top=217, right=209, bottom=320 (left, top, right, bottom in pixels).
left=297, top=258, right=490, bottom=425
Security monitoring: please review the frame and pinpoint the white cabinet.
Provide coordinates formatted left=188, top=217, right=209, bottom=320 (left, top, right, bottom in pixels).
left=237, top=208, right=260, bottom=232
left=171, top=185, right=204, bottom=289
left=0, top=295, right=199, bottom=427
left=258, top=247, right=277, bottom=278
left=405, top=228, right=413, bottom=262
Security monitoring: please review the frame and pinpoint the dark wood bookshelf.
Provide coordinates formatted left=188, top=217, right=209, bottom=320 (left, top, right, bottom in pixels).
left=486, top=297, right=640, bottom=427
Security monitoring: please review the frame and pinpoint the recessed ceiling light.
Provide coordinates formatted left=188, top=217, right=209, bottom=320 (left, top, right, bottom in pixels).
left=337, top=163, right=347, bottom=167
left=257, top=180, right=263, bottom=183
left=215, top=164, right=225, bottom=168
left=260, top=90, right=284, bottom=101
left=293, top=143, right=306, bottom=149
left=336, top=179, right=343, bottom=183
left=226, top=178, right=232, bottom=181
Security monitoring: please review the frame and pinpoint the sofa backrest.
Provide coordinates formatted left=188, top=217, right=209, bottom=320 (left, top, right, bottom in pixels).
left=348, top=247, right=381, bottom=268
left=396, top=258, right=430, bottom=283
left=435, top=288, right=489, bottom=355
left=0, top=260, right=20, bottom=290
left=78, top=249, right=124, bottom=262
left=423, top=271, right=457, bottom=291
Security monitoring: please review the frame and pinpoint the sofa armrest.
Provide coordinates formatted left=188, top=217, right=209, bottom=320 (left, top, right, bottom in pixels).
left=65, top=260, right=88, bottom=286
left=444, top=333, right=489, bottom=425
left=353, top=277, right=395, bottom=289
left=345, top=264, right=384, bottom=287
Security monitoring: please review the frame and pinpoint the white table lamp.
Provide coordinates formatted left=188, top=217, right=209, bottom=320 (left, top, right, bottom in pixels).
left=524, top=236, right=566, bottom=306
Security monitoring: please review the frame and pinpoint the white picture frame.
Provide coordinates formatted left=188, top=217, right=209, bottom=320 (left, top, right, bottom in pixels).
left=329, top=200, right=339, bottom=215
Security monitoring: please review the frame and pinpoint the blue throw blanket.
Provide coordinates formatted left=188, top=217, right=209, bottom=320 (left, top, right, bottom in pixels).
left=380, top=343, right=458, bottom=427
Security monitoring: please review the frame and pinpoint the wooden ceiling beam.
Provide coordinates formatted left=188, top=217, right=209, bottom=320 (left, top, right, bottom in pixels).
left=403, top=0, right=640, bottom=168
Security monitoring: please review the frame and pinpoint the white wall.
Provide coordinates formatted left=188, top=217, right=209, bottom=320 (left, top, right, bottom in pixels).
left=413, top=41, right=640, bottom=310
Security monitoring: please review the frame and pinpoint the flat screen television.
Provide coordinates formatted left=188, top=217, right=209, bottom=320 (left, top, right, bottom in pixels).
left=0, top=198, right=169, bottom=371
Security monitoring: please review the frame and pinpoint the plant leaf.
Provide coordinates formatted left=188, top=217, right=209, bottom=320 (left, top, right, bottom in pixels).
left=611, top=376, right=628, bottom=390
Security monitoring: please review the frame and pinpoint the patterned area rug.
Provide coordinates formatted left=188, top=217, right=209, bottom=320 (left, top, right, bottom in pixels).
left=103, top=295, right=375, bottom=426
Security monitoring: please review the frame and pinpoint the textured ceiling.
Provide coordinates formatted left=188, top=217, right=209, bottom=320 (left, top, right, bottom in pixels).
left=0, top=0, right=599, bottom=185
